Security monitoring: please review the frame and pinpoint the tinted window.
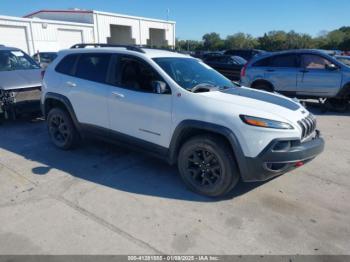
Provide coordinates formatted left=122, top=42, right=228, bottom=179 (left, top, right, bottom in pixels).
left=75, top=53, right=111, bottom=83
left=270, top=54, right=298, bottom=67
left=253, top=57, right=271, bottom=67
left=117, top=56, right=164, bottom=92
left=55, top=54, right=78, bottom=75
left=302, top=54, right=332, bottom=69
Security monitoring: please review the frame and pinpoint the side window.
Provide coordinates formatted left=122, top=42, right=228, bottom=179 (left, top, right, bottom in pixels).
left=270, top=54, right=297, bottom=67
left=55, top=54, right=78, bottom=75
left=253, top=57, right=271, bottom=67
left=117, top=56, right=165, bottom=93
left=75, top=53, right=111, bottom=83
left=302, top=54, right=331, bottom=69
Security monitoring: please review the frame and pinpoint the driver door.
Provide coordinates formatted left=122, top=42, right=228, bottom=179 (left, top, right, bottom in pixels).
left=107, top=55, right=173, bottom=148
left=297, top=54, right=342, bottom=97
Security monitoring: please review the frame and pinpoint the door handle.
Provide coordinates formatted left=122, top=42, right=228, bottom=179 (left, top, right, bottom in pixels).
left=111, top=92, right=125, bottom=99
left=266, top=69, right=275, bottom=72
left=300, top=69, right=309, bottom=73
left=66, top=81, right=76, bottom=87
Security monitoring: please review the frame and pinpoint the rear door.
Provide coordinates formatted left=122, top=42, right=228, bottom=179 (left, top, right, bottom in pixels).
left=262, top=54, right=299, bottom=93
left=297, top=54, right=342, bottom=97
left=56, top=53, right=111, bottom=129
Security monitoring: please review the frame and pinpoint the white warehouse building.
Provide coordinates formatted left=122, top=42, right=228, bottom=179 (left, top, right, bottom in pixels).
left=0, top=9, right=176, bottom=55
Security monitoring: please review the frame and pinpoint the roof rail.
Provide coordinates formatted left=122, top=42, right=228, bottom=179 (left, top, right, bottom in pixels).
left=70, top=43, right=145, bottom=53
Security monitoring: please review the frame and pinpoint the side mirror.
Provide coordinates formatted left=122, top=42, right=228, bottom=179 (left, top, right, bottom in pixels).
left=152, top=81, right=168, bottom=94
left=325, top=63, right=338, bottom=71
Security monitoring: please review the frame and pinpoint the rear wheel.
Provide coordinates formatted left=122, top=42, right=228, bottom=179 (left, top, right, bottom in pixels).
left=177, top=135, right=239, bottom=197
left=47, top=108, right=79, bottom=150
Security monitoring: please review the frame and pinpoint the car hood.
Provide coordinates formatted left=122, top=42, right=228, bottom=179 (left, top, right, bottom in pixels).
left=199, top=86, right=308, bottom=122
left=0, top=69, right=42, bottom=90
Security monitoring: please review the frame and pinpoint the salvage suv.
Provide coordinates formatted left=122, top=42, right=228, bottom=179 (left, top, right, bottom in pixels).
left=41, top=44, right=325, bottom=197
left=0, top=45, right=42, bottom=121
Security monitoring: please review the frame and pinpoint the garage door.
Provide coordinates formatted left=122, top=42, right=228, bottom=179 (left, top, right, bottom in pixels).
left=57, top=29, right=83, bottom=50
left=0, top=25, right=29, bottom=53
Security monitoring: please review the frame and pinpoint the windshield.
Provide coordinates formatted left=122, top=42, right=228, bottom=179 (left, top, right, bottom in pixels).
left=335, top=56, right=350, bottom=66
left=233, top=56, right=247, bottom=65
left=0, top=50, right=40, bottom=71
left=153, top=57, right=234, bottom=90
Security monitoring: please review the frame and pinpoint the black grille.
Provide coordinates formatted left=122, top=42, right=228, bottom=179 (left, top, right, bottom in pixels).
left=298, top=114, right=316, bottom=140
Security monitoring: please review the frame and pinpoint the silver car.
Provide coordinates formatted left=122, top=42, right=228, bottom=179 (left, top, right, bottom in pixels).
left=240, top=49, right=350, bottom=110
left=0, top=46, right=42, bottom=120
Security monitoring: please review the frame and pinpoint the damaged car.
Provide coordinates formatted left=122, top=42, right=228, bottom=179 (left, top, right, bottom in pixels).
left=0, top=46, right=42, bottom=121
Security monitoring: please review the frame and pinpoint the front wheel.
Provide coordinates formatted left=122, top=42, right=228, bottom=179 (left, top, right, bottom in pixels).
left=325, top=98, right=349, bottom=112
left=177, top=135, right=239, bottom=197
left=252, top=82, right=274, bottom=92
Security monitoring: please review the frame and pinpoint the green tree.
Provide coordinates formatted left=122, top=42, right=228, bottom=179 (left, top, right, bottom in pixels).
left=202, top=32, right=224, bottom=50
left=224, top=33, right=258, bottom=49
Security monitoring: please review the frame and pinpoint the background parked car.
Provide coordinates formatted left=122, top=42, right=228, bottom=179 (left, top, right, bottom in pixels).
left=32, top=52, right=57, bottom=69
left=224, top=49, right=266, bottom=61
left=240, top=49, right=350, bottom=111
left=0, top=45, right=42, bottom=121
left=203, top=55, right=247, bottom=81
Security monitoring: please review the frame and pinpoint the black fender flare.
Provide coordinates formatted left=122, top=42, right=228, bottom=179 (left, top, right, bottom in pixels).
left=168, top=120, right=248, bottom=179
left=42, top=92, right=81, bottom=133
left=337, top=82, right=350, bottom=99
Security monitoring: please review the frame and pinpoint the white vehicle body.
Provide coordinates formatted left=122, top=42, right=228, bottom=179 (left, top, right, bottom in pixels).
left=41, top=46, right=324, bottom=196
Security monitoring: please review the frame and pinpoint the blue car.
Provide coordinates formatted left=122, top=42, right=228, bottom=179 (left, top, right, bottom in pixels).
left=240, top=49, right=350, bottom=109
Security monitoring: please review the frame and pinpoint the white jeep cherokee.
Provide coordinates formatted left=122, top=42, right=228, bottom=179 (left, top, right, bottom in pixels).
left=41, top=44, right=325, bottom=197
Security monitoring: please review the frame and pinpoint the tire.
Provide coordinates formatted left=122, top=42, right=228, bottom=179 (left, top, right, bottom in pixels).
left=177, top=135, right=240, bottom=197
left=325, top=98, right=349, bottom=112
left=47, top=108, right=79, bottom=150
left=252, top=82, right=273, bottom=92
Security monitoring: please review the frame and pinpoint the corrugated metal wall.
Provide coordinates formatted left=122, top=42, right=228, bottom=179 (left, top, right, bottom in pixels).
left=0, top=15, right=94, bottom=55
left=94, top=12, right=175, bottom=47
left=0, top=11, right=176, bottom=54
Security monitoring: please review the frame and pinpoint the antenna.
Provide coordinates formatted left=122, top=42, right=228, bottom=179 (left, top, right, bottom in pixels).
left=166, top=8, right=170, bottom=21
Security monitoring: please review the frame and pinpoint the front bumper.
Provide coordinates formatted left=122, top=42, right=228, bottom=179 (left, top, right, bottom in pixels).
left=241, top=130, right=325, bottom=182
left=0, top=87, right=41, bottom=120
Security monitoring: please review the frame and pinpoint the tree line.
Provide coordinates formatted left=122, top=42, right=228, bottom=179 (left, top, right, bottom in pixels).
left=176, top=27, right=350, bottom=52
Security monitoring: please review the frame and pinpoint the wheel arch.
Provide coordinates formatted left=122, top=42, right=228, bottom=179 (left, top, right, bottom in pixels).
left=251, top=79, right=275, bottom=91
left=43, top=92, right=81, bottom=133
left=168, top=120, right=248, bottom=178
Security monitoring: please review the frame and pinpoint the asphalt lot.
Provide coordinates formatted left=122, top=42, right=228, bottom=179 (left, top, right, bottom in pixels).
left=0, top=104, right=350, bottom=255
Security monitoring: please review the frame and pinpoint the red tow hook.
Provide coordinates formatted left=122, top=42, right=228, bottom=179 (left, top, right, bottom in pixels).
left=295, top=161, right=304, bottom=167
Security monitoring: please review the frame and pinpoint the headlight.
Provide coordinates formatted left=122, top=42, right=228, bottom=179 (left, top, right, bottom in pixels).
left=240, top=115, right=294, bottom=129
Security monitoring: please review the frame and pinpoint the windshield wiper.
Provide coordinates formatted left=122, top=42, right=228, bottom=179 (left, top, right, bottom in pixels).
left=190, top=83, right=219, bottom=93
